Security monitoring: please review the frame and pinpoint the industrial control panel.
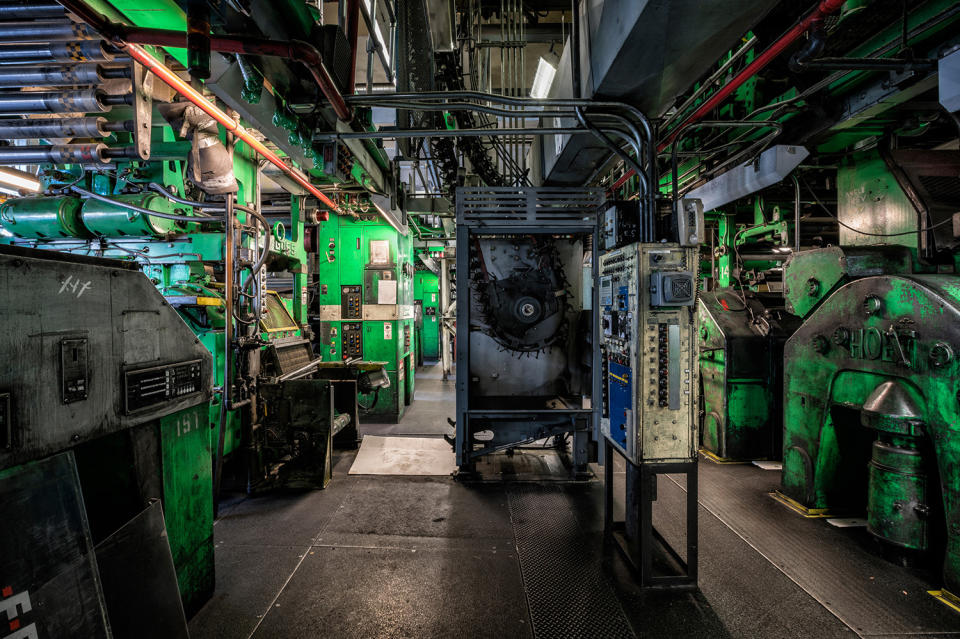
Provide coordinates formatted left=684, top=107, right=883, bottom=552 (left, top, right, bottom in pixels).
left=124, top=359, right=204, bottom=414
left=341, top=285, right=362, bottom=319
left=600, top=200, right=641, bottom=251
left=342, top=322, right=363, bottom=359
left=600, top=243, right=698, bottom=464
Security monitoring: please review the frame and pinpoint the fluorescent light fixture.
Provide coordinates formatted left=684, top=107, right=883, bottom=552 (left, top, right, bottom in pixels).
left=686, top=145, right=809, bottom=212
left=0, top=166, right=40, bottom=193
left=530, top=56, right=558, bottom=99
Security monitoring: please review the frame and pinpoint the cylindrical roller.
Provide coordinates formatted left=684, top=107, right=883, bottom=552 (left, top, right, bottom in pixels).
left=0, top=195, right=92, bottom=238
left=81, top=192, right=182, bottom=237
left=0, top=63, right=106, bottom=88
left=0, top=1, right=66, bottom=20
left=0, top=89, right=114, bottom=114
left=0, top=144, right=106, bottom=164
left=0, top=41, right=113, bottom=65
left=0, top=116, right=112, bottom=139
left=0, top=21, right=97, bottom=43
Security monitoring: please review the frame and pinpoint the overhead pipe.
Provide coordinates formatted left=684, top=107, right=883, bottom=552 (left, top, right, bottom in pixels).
left=346, top=0, right=360, bottom=94
left=0, top=116, right=127, bottom=138
left=0, top=88, right=128, bottom=113
left=610, top=0, right=847, bottom=193
left=56, top=0, right=343, bottom=214
left=0, top=144, right=107, bottom=164
left=344, top=90, right=657, bottom=214
left=55, top=0, right=352, bottom=122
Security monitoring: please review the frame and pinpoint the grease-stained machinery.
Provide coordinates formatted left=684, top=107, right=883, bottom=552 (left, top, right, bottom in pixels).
left=0, top=0, right=413, bottom=623
left=310, top=211, right=415, bottom=423
left=638, top=0, right=960, bottom=605
left=776, top=148, right=960, bottom=600
left=598, top=198, right=701, bottom=588
left=0, top=245, right=213, bottom=634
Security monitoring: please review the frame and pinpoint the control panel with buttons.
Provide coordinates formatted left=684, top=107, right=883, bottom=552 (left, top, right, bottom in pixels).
left=341, top=285, right=362, bottom=319
left=599, top=242, right=698, bottom=464
left=342, top=322, right=363, bottom=359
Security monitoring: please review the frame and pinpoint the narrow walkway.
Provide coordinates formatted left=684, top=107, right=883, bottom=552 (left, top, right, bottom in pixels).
left=189, top=363, right=955, bottom=638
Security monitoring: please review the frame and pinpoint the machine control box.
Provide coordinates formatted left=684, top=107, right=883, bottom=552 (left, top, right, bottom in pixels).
left=600, top=201, right=642, bottom=251
left=600, top=243, right=698, bottom=464
left=342, top=322, right=363, bottom=359
left=124, top=359, right=203, bottom=414
left=60, top=338, right=89, bottom=404
left=341, top=285, right=362, bottom=319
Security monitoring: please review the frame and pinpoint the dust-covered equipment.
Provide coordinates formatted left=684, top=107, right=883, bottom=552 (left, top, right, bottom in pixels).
left=0, top=245, right=214, bottom=631
left=454, top=187, right=602, bottom=474
left=598, top=199, right=700, bottom=589
left=698, top=290, right=796, bottom=461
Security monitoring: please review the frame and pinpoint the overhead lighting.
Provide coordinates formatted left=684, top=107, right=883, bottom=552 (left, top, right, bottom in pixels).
left=530, top=56, right=558, bottom=99
left=0, top=167, right=40, bottom=194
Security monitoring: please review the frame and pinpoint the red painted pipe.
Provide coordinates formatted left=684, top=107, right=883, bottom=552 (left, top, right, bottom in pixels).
left=126, top=42, right=337, bottom=214
left=56, top=0, right=352, bottom=121
left=346, top=0, right=361, bottom=95
left=610, top=0, right=846, bottom=194
left=120, top=27, right=353, bottom=122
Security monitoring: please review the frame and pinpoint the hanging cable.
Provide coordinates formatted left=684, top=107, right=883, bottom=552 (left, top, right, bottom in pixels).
left=70, top=186, right=222, bottom=224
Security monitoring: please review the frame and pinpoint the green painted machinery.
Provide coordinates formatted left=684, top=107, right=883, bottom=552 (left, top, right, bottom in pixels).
left=0, top=245, right=215, bottom=616
left=414, top=248, right=441, bottom=362
left=81, top=191, right=185, bottom=237
left=0, top=196, right=90, bottom=239
left=698, top=290, right=796, bottom=461
left=311, top=212, right=415, bottom=423
left=780, top=272, right=960, bottom=598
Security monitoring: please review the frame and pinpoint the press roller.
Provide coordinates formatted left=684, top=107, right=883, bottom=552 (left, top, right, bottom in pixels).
left=0, top=196, right=90, bottom=239
left=81, top=192, right=186, bottom=237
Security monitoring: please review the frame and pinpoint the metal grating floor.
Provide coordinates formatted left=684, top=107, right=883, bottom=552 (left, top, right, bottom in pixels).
left=507, top=484, right=636, bottom=639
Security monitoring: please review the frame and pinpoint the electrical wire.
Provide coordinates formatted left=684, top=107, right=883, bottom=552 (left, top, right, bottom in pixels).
left=70, top=186, right=222, bottom=225
left=800, top=175, right=953, bottom=237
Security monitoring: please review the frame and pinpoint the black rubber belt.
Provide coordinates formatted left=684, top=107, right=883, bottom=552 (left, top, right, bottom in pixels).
left=507, top=484, right=636, bottom=639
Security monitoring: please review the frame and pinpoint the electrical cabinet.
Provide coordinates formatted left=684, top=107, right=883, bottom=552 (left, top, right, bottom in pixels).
left=413, top=260, right=440, bottom=361
left=600, top=243, right=698, bottom=464
left=310, top=215, right=415, bottom=422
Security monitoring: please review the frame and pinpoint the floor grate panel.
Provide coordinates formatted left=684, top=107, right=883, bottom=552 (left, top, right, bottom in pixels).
left=507, top=484, right=635, bottom=639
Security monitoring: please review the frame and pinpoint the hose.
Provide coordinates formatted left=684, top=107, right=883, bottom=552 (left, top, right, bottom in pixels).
left=148, top=181, right=224, bottom=209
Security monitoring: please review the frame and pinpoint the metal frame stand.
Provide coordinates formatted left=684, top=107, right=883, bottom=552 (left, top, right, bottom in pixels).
left=603, top=438, right=698, bottom=591
left=455, top=187, right=604, bottom=473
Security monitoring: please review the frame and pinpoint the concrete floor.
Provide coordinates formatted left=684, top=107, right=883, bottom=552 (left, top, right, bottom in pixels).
left=189, top=363, right=960, bottom=639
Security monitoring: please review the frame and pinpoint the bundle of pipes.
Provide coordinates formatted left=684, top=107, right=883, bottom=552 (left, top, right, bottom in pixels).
left=0, top=2, right=135, bottom=162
